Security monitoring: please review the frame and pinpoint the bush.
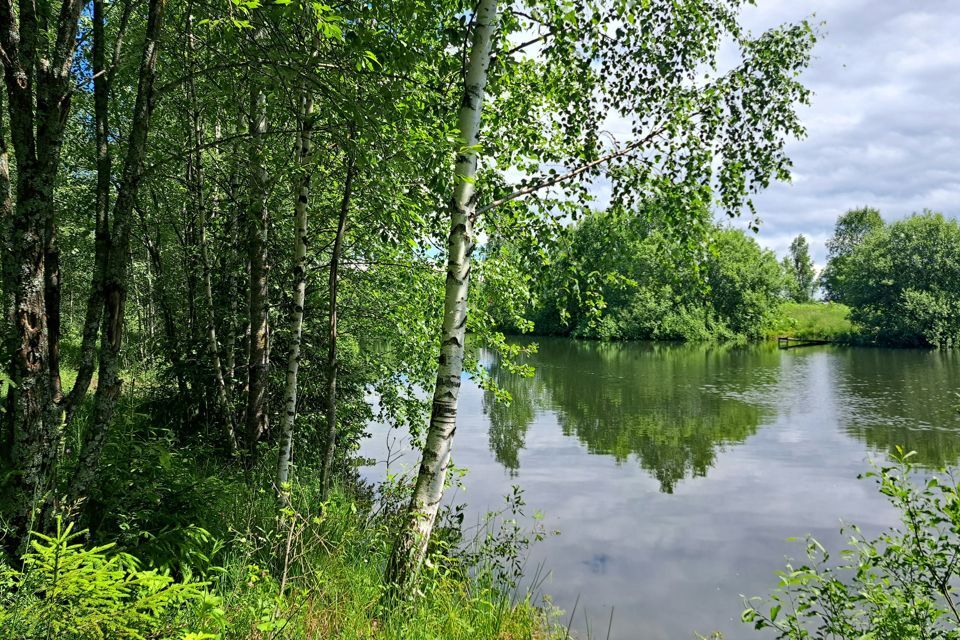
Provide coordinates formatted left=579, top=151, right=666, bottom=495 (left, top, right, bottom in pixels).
left=490, top=205, right=786, bottom=342
left=744, top=449, right=960, bottom=639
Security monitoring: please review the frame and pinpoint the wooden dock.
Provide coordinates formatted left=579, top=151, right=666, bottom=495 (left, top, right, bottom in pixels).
left=777, top=336, right=833, bottom=349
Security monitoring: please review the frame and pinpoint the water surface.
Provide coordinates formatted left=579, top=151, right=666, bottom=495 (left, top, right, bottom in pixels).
left=361, top=339, right=960, bottom=639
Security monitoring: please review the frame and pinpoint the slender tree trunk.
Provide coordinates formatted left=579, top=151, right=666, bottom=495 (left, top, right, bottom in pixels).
left=0, top=79, right=14, bottom=464
left=276, top=94, right=315, bottom=487
left=384, top=0, right=497, bottom=588
left=185, top=16, right=236, bottom=454
left=244, top=78, right=270, bottom=462
left=69, top=0, right=166, bottom=500
left=223, top=116, right=244, bottom=389
left=63, top=0, right=113, bottom=424
left=199, top=158, right=237, bottom=453
left=318, top=155, right=355, bottom=499
left=200, top=209, right=236, bottom=452
left=223, top=166, right=240, bottom=386
left=43, top=223, right=62, bottom=407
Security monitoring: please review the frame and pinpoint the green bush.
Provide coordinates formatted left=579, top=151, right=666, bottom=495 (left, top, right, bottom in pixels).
left=745, top=449, right=960, bottom=639
left=487, top=204, right=785, bottom=342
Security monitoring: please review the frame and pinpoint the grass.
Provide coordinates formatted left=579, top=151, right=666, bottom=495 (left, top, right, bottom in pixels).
left=1, top=378, right=564, bottom=640
left=197, top=487, right=563, bottom=640
left=768, top=302, right=854, bottom=341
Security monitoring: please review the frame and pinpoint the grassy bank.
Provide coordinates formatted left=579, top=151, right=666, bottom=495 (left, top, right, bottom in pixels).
left=0, top=389, right=562, bottom=640
left=768, top=302, right=854, bottom=341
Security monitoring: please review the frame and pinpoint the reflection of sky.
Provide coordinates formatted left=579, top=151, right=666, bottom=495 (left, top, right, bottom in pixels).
left=360, top=345, right=960, bottom=640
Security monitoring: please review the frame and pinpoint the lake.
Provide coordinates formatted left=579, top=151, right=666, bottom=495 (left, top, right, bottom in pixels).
left=360, top=338, right=960, bottom=639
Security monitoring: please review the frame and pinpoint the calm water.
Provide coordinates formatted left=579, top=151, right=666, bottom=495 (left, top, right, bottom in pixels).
left=361, top=339, right=960, bottom=639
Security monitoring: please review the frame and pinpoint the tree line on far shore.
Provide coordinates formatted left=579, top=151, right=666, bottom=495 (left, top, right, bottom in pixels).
left=484, top=205, right=960, bottom=348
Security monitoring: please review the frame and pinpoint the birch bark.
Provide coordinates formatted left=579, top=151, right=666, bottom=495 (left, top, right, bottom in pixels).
left=318, top=154, right=354, bottom=499
left=385, top=0, right=497, bottom=587
left=244, top=77, right=271, bottom=461
left=277, top=93, right=315, bottom=486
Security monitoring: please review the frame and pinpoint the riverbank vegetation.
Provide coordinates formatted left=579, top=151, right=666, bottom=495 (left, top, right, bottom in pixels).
left=823, top=212, right=960, bottom=347
left=745, top=450, right=960, bottom=639
left=483, top=206, right=787, bottom=342
left=485, top=206, right=960, bottom=348
left=0, top=389, right=560, bottom=639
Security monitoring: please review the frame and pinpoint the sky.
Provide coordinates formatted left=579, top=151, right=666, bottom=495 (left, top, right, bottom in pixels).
left=731, top=0, right=960, bottom=265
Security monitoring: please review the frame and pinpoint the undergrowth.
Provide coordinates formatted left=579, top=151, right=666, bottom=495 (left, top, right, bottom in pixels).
left=0, top=388, right=563, bottom=640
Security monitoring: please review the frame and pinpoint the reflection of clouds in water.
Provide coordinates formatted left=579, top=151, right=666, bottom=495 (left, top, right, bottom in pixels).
left=361, top=341, right=960, bottom=640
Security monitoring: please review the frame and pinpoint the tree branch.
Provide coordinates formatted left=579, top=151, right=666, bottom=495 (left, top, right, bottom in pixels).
left=475, top=126, right=665, bottom=215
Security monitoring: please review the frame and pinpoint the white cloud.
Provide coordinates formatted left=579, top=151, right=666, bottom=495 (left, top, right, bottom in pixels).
left=738, top=0, right=960, bottom=262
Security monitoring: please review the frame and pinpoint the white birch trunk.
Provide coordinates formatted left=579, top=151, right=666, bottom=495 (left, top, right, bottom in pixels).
left=277, top=93, right=315, bottom=487
left=385, top=0, right=498, bottom=587
left=318, top=153, right=354, bottom=499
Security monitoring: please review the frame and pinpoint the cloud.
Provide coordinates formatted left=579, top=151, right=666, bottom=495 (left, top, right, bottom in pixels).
left=734, top=0, right=960, bottom=263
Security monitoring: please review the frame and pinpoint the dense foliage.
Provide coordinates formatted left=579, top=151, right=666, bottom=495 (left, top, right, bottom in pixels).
left=1, top=389, right=562, bottom=639
left=483, top=205, right=786, bottom=342
left=821, top=206, right=884, bottom=302
left=0, top=0, right=817, bottom=635
left=745, top=450, right=960, bottom=640
left=827, top=212, right=960, bottom=347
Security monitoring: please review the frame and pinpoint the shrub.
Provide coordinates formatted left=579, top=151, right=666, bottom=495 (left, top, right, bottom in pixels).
left=744, top=449, right=960, bottom=639
left=838, top=212, right=960, bottom=347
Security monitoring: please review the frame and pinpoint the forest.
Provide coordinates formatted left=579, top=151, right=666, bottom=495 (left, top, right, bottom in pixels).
left=0, top=0, right=955, bottom=638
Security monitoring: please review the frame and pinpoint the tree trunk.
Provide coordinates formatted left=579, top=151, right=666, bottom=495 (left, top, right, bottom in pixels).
left=199, top=157, right=237, bottom=453
left=223, top=176, right=239, bottom=386
left=276, top=93, right=315, bottom=487
left=318, top=154, right=355, bottom=499
left=63, top=0, right=113, bottom=424
left=384, top=0, right=497, bottom=589
left=1, top=0, right=86, bottom=541
left=244, top=79, right=270, bottom=462
left=186, top=15, right=236, bottom=454
left=69, top=0, right=166, bottom=501
left=222, top=118, right=244, bottom=389
left=0, top=77, right=14, bottom=463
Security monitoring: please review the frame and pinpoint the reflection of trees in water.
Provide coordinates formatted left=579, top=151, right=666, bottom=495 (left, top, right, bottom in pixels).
left=482, top=339, right=776, bottom=492
left=833, top=349, right=960, bottom=467
left=481, top=356, right=542, bottom=475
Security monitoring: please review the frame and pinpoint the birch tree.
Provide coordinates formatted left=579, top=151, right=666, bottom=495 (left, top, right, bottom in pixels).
left=386, top=0, right=816, bottom=587
left=385, top=0, right=500, bottom=587
left=69, top=0, right=168, bottom=501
